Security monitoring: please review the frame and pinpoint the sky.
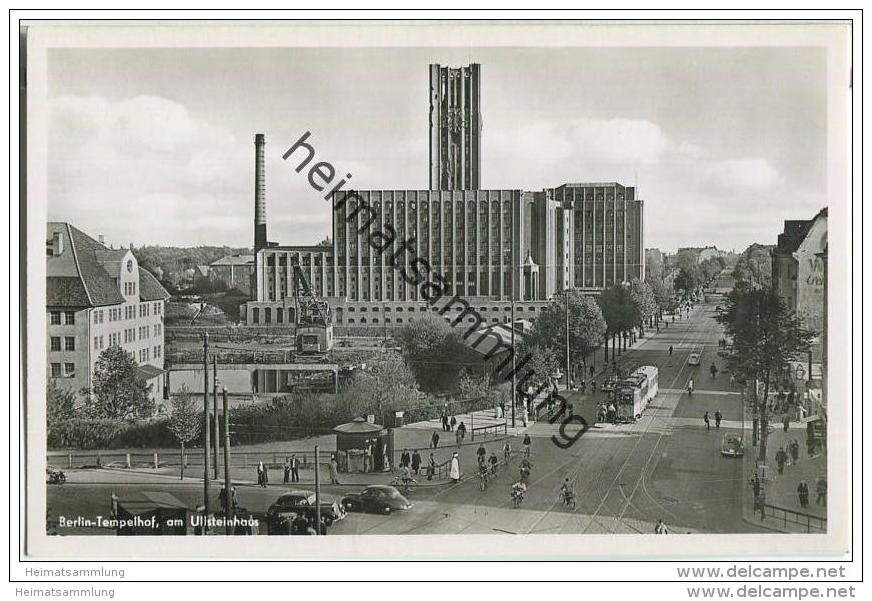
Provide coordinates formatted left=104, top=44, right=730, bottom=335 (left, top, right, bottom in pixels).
left=46, top=45, right=829, bottom=253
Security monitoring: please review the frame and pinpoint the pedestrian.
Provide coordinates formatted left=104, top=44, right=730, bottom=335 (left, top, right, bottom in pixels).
left=503, top=440, right=512, bottom=462
left=290, top=454, right=300, bottom=482
left=790, top=439, right=800, bottom=464
left=458, top=421, right=467, bottom=441
left=714, top=410, right=722, bottom=429
left=751, top=471, right=761, bottom=499
left=400, top=448, right=411, bottom=469
left=431, top=431, right=440, bottom=448
left=590, top=365, right=595, bottom=379
left=283, top=458, right=291, bottom=484
left=329, top=454, right=340, bottom=485
left=450, top=415, right=457, bottom=431
left=411, top=449, right=421, bottom=475
left=687, top=378, right=694, bottom=396
left=669, top=345, right=673, bottom=356
left=591, top=380, right=597, bottom=394
left=521, top=404, right=528, bottom=427
left=815, top=476, right=827, bottom=506
left=797, top=480, right=809, bottom=508
left=522, top=433, right=532, bottom=458
left=455, top=427, right=463, bottom=447
left=580, top=380, right=586, bottom=395
left=782, top=414, right=790, bottom=432
left=775, top=447, right=788, bottom=475
left=441, top=415, right=450, bottom=432
left=703, top=411, right=710, bottom=430
left=607, top=402, right=617, bottom=423
left=427, top=453, right=436, bottom=481
left=449, top=452, right=460, bottom=483
left=654, top=519, right=668, bottom=534
left=256, top=462, right=263, bottom=487
left=261, top=461, right=269, bottom=487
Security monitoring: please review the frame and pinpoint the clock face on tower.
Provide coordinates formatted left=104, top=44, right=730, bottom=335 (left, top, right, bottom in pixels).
left=126, top=259, right=134, bottom=273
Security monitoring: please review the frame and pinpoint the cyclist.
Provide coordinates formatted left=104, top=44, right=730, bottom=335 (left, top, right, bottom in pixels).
left=519, top=456, right=532, bottom=485
left=399, top=464, right=414, bottom=491
left=488, top=452, right=499, bottom=476
left=503, top=440, right=512, bottom=462
left=560, top=478, right=575, bottom=507
left=478, top=460, right=489, bottom=491
left=522, top=433, right=532, bottom=458
left=710, top=363, right=718, bottom=379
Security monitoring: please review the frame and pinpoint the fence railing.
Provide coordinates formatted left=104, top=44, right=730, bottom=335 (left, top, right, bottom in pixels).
left=470, top=422, right=507, bottom=441
left=763, top=503, right=827, bottom=533
left=47, top=449, right=328, bottom=471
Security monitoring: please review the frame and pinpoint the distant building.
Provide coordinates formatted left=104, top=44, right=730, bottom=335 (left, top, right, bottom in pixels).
left=772, top=208, right=828, bottom=334
left=243, top=63, right=645, bottom=325
left=210, top=254, right=255, bottom=295
left=46, top=223, right=170, bottom=405
left=675, top=245, right=724, bottom=264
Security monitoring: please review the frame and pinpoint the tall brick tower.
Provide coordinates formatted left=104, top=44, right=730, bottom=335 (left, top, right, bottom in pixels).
left=254, top=133, right=267, bottom=252
left=429, top=63, right=481, bottom=190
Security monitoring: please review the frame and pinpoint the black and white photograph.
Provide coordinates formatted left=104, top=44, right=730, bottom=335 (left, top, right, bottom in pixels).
left=19, top=17, right=856, bottom=569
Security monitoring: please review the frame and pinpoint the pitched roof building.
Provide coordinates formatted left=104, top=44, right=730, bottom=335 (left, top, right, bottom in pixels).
left=46, top=223, right=170, bottom=407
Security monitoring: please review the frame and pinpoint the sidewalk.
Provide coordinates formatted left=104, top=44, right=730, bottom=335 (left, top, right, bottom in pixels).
left=742, top=415, right=827, bottom=532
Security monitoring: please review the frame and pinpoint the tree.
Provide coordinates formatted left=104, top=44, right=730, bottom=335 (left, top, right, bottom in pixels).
left=732, top=243, right=773, bottom=288
left=598, top=285, right=638, bottom=360
left=168, top=385, right=201, bottom=480
left=649, top=277, right=673, bottom=316
left=674, top=266, right=701, bottom=296
left=81, top=346, right=155, bottom=419
left=516, top=344, right=559, bottom=394
left=46, top=379, right=77, bottom=430
left=458, top=368, right=490, bottom=400
left=393, top=313, right=472, bottom=392
left=716, top=286, right=814, bottom=461
left=629, top=278, right=657, bottom=333
left=352, top=352, right=420, bottom=425
left=527, top=291, right=606, bottom=377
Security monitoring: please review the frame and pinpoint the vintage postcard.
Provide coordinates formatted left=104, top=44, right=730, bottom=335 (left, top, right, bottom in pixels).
left=22, top=20, right=854, bottom=560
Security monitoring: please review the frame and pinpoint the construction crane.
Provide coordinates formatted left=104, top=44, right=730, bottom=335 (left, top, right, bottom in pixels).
left=292, top=264, right=334, bottom=355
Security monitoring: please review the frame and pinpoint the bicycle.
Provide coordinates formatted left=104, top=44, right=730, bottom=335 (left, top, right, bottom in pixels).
left=478, top=470, right=488, bottom=491
left=390, top=474, right=417, bottom=494
left=559, top=489, right=577, bottom=510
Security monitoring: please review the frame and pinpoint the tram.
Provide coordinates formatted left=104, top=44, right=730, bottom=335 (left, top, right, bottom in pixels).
left=616, top=365, right=659, bottom=419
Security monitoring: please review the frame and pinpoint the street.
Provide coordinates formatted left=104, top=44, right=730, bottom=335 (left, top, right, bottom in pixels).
left=47, top=295, right=764, bottom=536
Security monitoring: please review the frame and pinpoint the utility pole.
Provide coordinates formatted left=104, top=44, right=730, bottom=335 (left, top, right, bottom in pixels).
left=222, top=387, right=232, bottom=535
left=565, top=291, right=571, bottom=390
left=213, top=356, right=219, bottom=481
left=202, top=333, right=211, bottom=534
left=314, top=445, right=321, bottom=535
left=511, top=299, right=516, bottom=429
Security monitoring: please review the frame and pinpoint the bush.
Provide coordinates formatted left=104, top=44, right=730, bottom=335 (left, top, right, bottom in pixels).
left=47, top=418, right=181, bottom=450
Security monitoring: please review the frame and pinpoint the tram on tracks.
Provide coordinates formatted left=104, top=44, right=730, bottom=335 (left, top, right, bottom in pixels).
left=616, top=365, right=659, bottom=419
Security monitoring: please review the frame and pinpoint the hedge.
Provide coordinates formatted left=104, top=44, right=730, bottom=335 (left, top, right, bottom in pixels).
left=47, top=418, right=191, bottom=450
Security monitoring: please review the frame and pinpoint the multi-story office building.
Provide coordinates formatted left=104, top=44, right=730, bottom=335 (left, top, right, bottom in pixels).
left=244, top=63, right=645, bottom=326
left=46, top=223, right=170, bottom=403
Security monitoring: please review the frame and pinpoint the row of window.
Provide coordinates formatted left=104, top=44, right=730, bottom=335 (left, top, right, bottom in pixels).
left=50, top=363, right=75, bottom=378
left=48, top=311, right=76, bottom=325
left=49, top=336, right=75, bottom=352
left=344, top=315, right=514, bottom=325
left=345, top=304, right=538, bottom=313
left=123, top=281, right=138, bottom=296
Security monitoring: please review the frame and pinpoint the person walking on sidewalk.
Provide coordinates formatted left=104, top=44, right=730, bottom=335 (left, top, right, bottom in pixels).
left=458, top=421, right=467, bottom=441
left=431, top=431, right=440, bottom=449
left=669, top=345, right=673, bottom=356
left=427, top=453, right=436, bottom=481
left=450, top=415, right=457, bottom=431
left=782, top=414, right=790, bottom=432
left=283, top=459, right=291, bottom=484
left=687, top=378, right=694, bottom=397
left=449, top=452, right=460, bottom=483
left=714, top=410, right=722, bottom=429
left=441, top=415, right=450, bottom=432
left=411, top=449, right=422, bottom=475
left=789, top=439, right=800, bottom=464
left=775, top=447, right=788, bottom=475
left=290, top=454, right=300, bottom=483
left=815, top=476, right=827, bottom=506
left=329, top=454, right=340, bottom=485
left=400, top=448, right=411, bottom=469
left=797, top=480, right=810, bottom=508
left=703, top=411, right=710, bottom=430
left=455, top=427, right=463, bottom=447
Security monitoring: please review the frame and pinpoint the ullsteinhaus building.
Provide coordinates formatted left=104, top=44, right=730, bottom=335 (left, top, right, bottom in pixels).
left=243, top=64, right=644, bottom=328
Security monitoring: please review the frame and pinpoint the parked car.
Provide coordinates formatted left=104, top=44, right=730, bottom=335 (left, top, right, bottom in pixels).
left=341, top=485, right=413, bottom=515
left=688, top=352, right=701, bottom=366
left=721, top=434, right=745, bottom=457
left=266, top=490, right=346, bottom=532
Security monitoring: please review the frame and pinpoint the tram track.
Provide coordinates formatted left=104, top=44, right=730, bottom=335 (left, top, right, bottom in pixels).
left=523, top=304, right=718, bottom=535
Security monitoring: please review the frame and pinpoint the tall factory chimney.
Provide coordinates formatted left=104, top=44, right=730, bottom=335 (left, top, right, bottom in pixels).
left=254, top=133, right=267, bottom=252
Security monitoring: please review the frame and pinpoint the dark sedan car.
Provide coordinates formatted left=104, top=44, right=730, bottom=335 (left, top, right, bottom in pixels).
left=341, top=485, right=413, bottom=515
left=266, top=490, right=345, bottom=532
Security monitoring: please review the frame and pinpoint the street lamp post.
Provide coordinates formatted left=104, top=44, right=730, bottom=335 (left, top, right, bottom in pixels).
left=202, top=333, right=211, bottom=534
left=565, top=291, right=571, bottom=390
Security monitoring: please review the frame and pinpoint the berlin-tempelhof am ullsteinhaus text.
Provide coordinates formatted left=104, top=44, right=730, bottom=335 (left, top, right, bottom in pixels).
left=282, top=130, right=586, bottom=448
